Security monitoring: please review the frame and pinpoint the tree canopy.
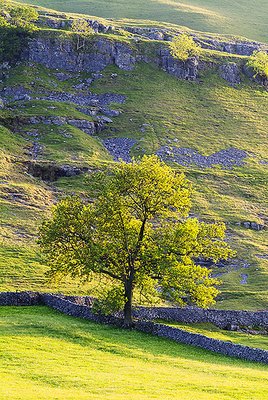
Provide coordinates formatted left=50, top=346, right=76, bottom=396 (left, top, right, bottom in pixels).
left=170, top=34, right=201, bottom=61
left=39, top=156, right=234, bottom=327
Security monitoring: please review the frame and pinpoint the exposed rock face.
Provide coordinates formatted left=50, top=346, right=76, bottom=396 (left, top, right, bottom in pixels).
left=37, top=17, right=70, bottom=30
left=243, top=64, right=268, bottom=88
left=25, top=37, right=136, bottom=72
left=38, top=15, right=114, bottom=34
left=126, top=26, right=167, bottom=41
left=22, top=35, right=201, bottom=81
left=219, top=62, right=241, bottom=85
left=158, top=47, right=199, bottom=80
left=222, top=41, right=263, bottom=56
left=199, top=38, right=266, bottom=56
left=125, top=26, right=268, bottom=55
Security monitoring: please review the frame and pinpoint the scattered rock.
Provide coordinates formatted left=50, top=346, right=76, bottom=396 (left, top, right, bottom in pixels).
left=103, top=137, right=136, bottom=162
left=241, top=221, right=265, bottom=231
left=97, top=116, right=113, bottom=123
left=156, top=146, right=248, bottom=169
left=240, top=274, right=248, bottom=284
left=101, top=108, right=120, bottom=117
left=54, top=72, right=73, bottom=81
left=140, top=123, right=151, bottom=132
left=31, top=142, right=43, bottom=160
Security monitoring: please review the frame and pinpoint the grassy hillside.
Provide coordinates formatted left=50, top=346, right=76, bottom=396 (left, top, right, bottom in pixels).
left=0, top=2, right=267, bottom=310
left=18, top=0, right=268, bottom=43
left=1, top=57, right=267, bottom=309
left=0, top=306, right=268, bottom=399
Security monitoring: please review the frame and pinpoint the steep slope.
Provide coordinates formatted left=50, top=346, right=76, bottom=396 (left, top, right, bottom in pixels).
left=0, top=4, right=267, bottom=309
left=18, top=0, right=268, bottom=43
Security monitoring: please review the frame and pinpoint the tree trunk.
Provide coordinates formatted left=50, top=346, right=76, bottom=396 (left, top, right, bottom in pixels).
left=123, top=279, right=133, bottom=328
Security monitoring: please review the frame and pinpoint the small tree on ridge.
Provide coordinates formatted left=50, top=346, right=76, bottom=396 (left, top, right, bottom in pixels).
left=170, top=33, right=201, bottom=61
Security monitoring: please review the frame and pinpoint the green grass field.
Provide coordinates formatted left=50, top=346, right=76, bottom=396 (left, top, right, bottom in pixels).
left=18, top=0, right=268, bottom=43
left=0, top=306, right=268, bottom=400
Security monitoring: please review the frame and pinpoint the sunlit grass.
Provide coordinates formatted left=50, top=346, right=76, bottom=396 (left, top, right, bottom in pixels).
left=17, top=0, right=268, bottom=43
left=0, top=306, right=268, bottom=400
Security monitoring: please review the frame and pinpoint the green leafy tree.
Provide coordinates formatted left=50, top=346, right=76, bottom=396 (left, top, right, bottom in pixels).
left=39, top=156, right=234, bottom=327
left=170, top=34, right=201, bottom=61
left=247, top=50, right=268, bottom=79
left=71, top=19, right=94, bottom=50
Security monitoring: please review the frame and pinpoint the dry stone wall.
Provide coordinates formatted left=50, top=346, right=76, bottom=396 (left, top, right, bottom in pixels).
left=135, top=321, right=268, bottom=364
left=133, top=306, right=268, bottom=329
left=0, top=292, right=268, bottom=364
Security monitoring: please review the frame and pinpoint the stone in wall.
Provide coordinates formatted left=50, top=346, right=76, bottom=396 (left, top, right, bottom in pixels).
left=0, top=291, right=40, bottom=305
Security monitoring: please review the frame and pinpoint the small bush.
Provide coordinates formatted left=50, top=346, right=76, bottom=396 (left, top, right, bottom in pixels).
left=247, top=50, right=268, bottom=79
left=170, top=34, right=201, bottom=61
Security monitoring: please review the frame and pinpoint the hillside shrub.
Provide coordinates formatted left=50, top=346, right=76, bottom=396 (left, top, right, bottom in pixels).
left=247, top=51, right=268, bottom=79
left=170, top=34, right=201, bottom=61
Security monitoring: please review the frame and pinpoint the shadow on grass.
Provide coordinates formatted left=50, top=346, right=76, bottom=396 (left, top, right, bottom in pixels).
left=0, top=305, right=267, bottom=370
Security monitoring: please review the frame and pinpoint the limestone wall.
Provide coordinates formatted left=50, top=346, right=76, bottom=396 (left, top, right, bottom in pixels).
left=133, top=306, right=268, bottom=329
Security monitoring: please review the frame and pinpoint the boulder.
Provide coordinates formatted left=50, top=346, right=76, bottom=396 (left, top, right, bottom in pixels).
left=219, top=63, right=241, bottom=85
left=242, top=221, right=265, bottom=231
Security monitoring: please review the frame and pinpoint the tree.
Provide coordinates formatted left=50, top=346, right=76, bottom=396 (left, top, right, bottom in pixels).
left=247, top=50, right=268, bottom=80
left=39, top=156, right=234, bottom=327
left=71, top=19, right=94, bottom=50
left=170, top=33, right=201, bottom=61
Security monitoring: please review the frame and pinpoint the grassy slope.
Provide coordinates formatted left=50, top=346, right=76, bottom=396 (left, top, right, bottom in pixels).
left=18, top=0, right=268, bottom=43
left=0, top=306, right=268, bottom=400
left=90, top=63, right=268, bottom=310
left=0, top=56, right=267, bottom=309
